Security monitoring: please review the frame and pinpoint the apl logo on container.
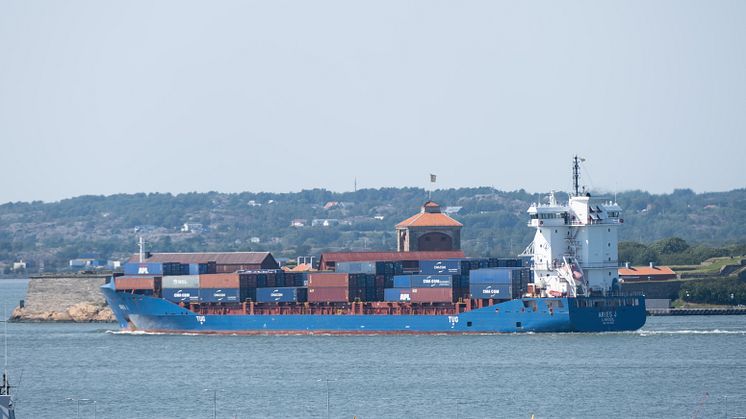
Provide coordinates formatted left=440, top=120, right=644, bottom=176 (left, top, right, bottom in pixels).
left=138, top=265, right=149, bottom=274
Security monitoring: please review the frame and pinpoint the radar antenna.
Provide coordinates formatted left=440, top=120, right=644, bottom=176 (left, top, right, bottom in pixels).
left=572, top=156, right=586, bottom=196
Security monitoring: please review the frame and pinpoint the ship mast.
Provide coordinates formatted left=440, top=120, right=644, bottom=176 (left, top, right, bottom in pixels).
left=572, top=155, right=585, bottom=197
left=138, top=236, right=145, bottom=263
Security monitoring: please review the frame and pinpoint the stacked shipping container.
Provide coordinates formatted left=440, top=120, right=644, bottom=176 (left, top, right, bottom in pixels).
left=468, top=269, right=512, bottom=300
left=123, top=262, right=216, bottom=276
left=256, top=287, right=308, bottom=303
left=307, top=273, right=349, bottom=302
left=199, top=273, right=241, bottom=303
left=115, top=256, right=528, bottom=306
left=231, top=269, right=308, bottom=303
left=162, top=275, right=200, bottom=303
left=386, top=275, right=454, bottom=302
left=113, top=275, right=161, bottom=296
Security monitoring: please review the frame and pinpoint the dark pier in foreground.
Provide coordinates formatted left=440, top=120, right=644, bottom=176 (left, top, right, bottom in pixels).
left=647, top=307, right=746, bottom=316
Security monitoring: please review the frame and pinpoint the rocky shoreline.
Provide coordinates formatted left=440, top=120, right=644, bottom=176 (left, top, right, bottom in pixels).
left=11, top=273, right=117, bottom=323
left=12, top=302, right=115, bottom=322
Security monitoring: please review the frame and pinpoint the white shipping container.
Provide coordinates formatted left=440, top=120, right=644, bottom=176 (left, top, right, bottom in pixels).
left=162, top=275, right=200, bottom=289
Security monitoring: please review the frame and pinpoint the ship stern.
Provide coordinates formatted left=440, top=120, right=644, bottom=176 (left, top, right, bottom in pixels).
left=567, top=296, right=646, bottom=332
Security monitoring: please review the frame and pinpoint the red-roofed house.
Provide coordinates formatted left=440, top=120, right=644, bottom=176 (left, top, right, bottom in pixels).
left=618, top=264, right=677, bottom=281
left=396, top=201, right=462, bottom=252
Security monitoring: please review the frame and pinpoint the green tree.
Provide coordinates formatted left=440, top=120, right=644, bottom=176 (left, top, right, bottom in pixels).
left=651, top=237, right=690, bottom=255
left=618, top=242, right=659, bottom=266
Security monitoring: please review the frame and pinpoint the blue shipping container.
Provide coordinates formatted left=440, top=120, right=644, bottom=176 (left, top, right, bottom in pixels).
left=162, top=263, right=188, bottom=276
left=256, top=287, right=308, bottom=303
left=470, top=283, right=512, bottom=299
left=283, top=272, right=308, bottom=287
left=384, top=288, right=412, bottom=302
left=392, top=275, right=412, bottom=288
left=409, top=275, right=452, bottom=288
left=162, top=288, right=200, bottom=303
left=200, top=288, right=240, bottom=303
left=469, top=268, right=513, bottom=284
left=123, top=262, right=163, bottom=275
left=188, top=263, right=211, bottom=275
left=419, top=260, right=462, bottom=275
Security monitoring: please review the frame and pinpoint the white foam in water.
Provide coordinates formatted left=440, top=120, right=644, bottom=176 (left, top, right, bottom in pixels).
left=637, top=329, right=746, bottom=336
left=104, top=329, right=746, bottom=337
left=105, top=330, right=202, bottom=336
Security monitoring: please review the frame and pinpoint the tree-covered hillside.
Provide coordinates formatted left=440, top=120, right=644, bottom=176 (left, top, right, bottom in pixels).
left=0, top=187, right=744, bottom=272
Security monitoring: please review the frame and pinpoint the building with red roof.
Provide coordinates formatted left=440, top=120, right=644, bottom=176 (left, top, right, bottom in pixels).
left=618, top=264, right=677, bottom=281
left=396, top=201, right=463, bottom=252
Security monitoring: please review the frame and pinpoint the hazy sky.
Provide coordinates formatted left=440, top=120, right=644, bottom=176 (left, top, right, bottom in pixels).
left=1, top=1, right=744, bottom=203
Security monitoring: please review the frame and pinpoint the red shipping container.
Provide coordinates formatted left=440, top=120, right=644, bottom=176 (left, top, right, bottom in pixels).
left=200, top=273, right=240, bottom=288
left=115, top=276, right=161, bottom=290
left=307, top=273, right=349, bottom=288
left=410, top=287, right=452, bottom=303
left=308, top=287, right=349, bottom=302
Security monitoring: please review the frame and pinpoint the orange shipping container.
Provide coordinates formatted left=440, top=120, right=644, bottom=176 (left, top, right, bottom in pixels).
left=199, top=273, right=240, bottom=289
left=115, top=276, right=160, bottom=290
left=410, top=288, right=452, bottom=303
left=308, top=287, right=349, bottom=302
left=307, top=273, right=349, bottom=288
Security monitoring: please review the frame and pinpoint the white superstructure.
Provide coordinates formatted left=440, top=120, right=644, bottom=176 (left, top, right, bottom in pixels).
left=521, top=157, right=622, bottom=297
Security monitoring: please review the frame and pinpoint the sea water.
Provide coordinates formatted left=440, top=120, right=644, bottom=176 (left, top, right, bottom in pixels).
left=1, top=279, right=745, bottom=418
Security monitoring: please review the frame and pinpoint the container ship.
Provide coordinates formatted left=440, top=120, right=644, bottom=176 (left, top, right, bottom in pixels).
left=101, top=158, right=646, bottom=334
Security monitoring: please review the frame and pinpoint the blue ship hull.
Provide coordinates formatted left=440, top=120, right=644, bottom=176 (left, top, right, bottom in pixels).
left=101, top=283, right=646, bottom=334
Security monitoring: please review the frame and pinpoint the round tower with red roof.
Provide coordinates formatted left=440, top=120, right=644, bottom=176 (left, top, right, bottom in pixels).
left=395, top=201, right=463, bottom=252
